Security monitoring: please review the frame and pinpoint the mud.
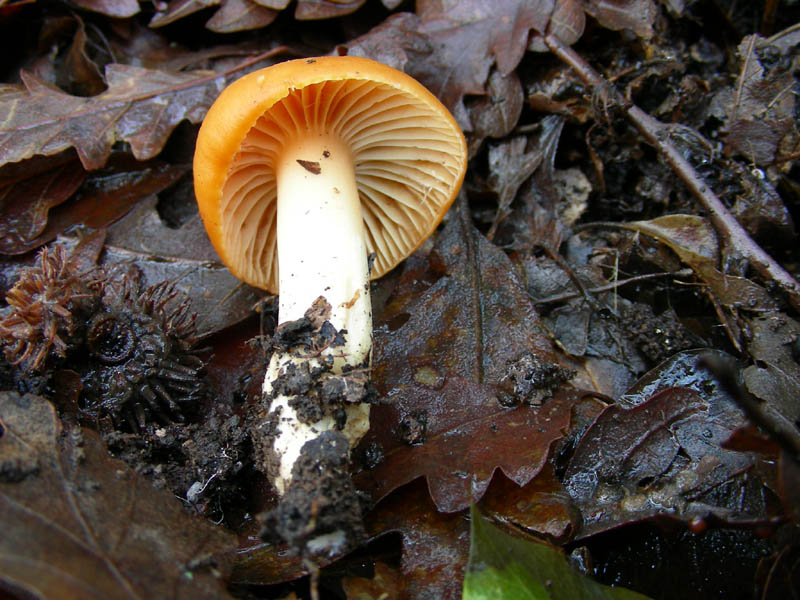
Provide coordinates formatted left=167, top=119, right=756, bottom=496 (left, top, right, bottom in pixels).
left=249, top=403, right=282, bottom=484
left=104, top=400, right=249, bottom=520
left=622, top=303, right=699, bottom=365
left=267, top=297, right=376, bottom=427
left=259, top=430, right=366, bottom=556
left=399, top=410, right=427, bottom=445
left=499, top=352, right=575, bottom=406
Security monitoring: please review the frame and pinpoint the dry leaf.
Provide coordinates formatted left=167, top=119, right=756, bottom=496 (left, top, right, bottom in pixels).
left=0, top=392, right=236, bottom=599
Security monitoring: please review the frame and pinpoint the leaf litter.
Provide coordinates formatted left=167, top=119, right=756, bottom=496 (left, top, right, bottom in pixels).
left=0, top=0, right=799, bottom=598
left=0, top=391, right=236, bottom=599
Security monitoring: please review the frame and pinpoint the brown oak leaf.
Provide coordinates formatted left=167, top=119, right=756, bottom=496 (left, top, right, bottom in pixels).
left=355, top=199, right=578, bottom=512
left=0, top=392, right=236, bottom=599
left=0, top=64, right=224, bottom=170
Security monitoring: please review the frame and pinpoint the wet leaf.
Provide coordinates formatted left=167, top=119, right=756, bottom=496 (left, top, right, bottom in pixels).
left=0, top=63, right=224, bottom=170
left=486, top=136, right=542, bottom=240
left=359, top=382, right=580, bottom=513
left=623, top=214, right=720, bottom=262
left=465, top=69, right=524, bottom=153
left=464, top=505, right=651, bottom=599
left=59, top=16, right=106, bottom=97
left=517, top=254, right=650, bottom=396
left=357, top=201, right=577, bottom=512
left=231, top=543, right=308, bottom=585
left=540, top=0, right=585, bottom=47
left=344, top=1, right=555, bottom=126
left=294, top=0, right=365, bottom=20
left=0, top=391, right=236, bottom=599
left=480, top=463, right=578, bottom=540
left=564, top=350, right=776, bottom=538
left=415, top=0, right=554, bottom=121
left=147, top=0, right=364, bottom=29
left=0, top=155, right=86, bottom=254
left=99, top=196, right=263, bottom=338
left=72, top=0, right=141, bottom=18
left=342, top=561, right=406, bottom=599
left=616, top=214, right=779, bottom=349
left=418, top=0, right=555, bottom=76
left=709, top=35, right=799, bottom=166
left=738, top=312, right=800, bottom=462
left=149, top=0, right=221, bottom=28
left=7, top=156, right=188, bottom=255
left=731, top=173, right=795, bottom=242
left=356, top=479, right=471, bottom=599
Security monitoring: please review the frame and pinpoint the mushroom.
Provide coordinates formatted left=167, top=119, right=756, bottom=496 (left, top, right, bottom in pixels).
left=194, top=56, right=467, bottom=496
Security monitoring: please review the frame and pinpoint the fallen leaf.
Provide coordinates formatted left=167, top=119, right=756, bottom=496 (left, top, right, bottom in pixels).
left=496, top=115, right=570, bottom=251
left=149, top=0, right=221, bottom=28
left=98, top=196, right=264, bottom=338
left=417, top=0, right=555, bottom=76
left=356, top=200, right=576, bottom=512
left=615, top=214, right=780, bottom=349
left=341, top=561, right=407, bottom=599
left=356, top=479, right=471, bottom=599
left=535, top=0, right=585, bottom=48
left=480, top=463, right=578, bottom=540
left=709, top=34, right=799, bottom=166
left=343, top=1, right=556, bottom=127
left=7, top=156, right=188, bottom=255
left=57, top=16, right=106, bottom=97
left=486, top=136, right=542, bottom=240
left=358, top=381, right=580, bottom=513
left=72, top=0, right=140, bottom=17
left=464, top=505, right=651, bottom=599
left=465, top=69, right=524, bottom=154
left=583, top=0, right=657, bottom=39
left=0, top=155, right=86, bottom=254
left=205, top=0, right=278, bottom=32
left=0, top=63, right=224, bottom=170
left=516, top=253, right=650, bottom=396
left=564, top=350, right=776, bottom=538
left=731, top=171, right=795, bottom=243
left=230, top=543, right=308, bottom=586
left=294, top=0, right=365, bottom=19
left=0, top=391, right=236, bottom=599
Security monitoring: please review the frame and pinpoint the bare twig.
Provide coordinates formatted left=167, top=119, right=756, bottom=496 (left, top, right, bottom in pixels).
left=541, top=245, right=609, bottom=314
left=532, top=268, right=693, bottom=305
left=700, top=354, right=800, bottom=462
left=541, top=33, right=800, bottom=311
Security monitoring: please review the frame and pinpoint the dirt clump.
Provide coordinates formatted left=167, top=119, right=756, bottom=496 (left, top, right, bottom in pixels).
left=259, top=430, right=366, bottom=556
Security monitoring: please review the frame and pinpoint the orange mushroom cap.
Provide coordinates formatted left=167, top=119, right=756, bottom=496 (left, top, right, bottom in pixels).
left=193, top=56, right=467, bottom=293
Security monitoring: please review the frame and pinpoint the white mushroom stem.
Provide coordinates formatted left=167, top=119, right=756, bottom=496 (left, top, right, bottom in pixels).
left=263, top=131, right=372, bottom=495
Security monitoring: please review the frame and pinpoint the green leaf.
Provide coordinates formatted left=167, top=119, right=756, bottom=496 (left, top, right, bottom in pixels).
left=463, top=505, right=652, bottom=600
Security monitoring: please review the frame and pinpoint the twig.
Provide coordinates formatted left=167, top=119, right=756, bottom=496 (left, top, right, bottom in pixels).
left=540, top=33, right=800, bottom=312
left=700, top=354, right=800, bottom=462
left=541, top=245, right=609, bottom=314
left=533, top=268, right=693, bottom=306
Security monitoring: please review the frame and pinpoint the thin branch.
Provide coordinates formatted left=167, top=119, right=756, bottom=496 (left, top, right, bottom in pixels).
left=533, top=268, right=694, bottom=306
left=541, top=33, right=800, bottom=311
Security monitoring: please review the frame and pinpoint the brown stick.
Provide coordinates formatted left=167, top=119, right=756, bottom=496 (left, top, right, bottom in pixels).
left=541, top=33, right=800, bottom=311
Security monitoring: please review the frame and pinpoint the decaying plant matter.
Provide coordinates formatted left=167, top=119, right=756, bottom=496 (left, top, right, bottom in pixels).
left=0, top=245, right=97, bottom=373
left=0, top=244, right=205, bottom=429
left=78, top=267, right=205, bottom=429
